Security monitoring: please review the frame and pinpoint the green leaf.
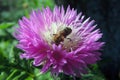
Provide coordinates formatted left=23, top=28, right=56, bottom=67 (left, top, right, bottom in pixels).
left=0, top=22, right=15, bottom=29
left=0, top=72, right=8, bottom=80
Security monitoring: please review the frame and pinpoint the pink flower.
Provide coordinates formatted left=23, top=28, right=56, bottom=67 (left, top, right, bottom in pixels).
left=14, top=6, right=104, bottom=77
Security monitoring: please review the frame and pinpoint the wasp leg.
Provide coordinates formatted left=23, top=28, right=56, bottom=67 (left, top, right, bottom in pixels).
left=53, top=34, right=56, bottom=36
left=66, top=38, right=73, bottom=42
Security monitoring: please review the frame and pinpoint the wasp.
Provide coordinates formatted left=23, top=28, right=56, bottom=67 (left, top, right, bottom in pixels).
left=53, top=27, right=72, bottom=45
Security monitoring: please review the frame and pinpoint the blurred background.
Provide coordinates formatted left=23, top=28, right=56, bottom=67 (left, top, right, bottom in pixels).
left=0, top=0, right=120, bottom=80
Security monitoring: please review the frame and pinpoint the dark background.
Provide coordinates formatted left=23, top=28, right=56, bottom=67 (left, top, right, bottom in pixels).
left=55, top=0, right=120, bottom=80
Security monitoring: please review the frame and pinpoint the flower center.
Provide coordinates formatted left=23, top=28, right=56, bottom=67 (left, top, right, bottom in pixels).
left=42, top=22, right=81, bottom=52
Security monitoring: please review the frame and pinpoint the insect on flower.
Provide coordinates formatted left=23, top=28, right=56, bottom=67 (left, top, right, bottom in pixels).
left=53, top=27, right=72, bottom=45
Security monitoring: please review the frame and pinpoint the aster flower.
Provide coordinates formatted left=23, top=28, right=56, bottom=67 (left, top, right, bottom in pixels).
left=14, top=6, right=104, bottom=78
